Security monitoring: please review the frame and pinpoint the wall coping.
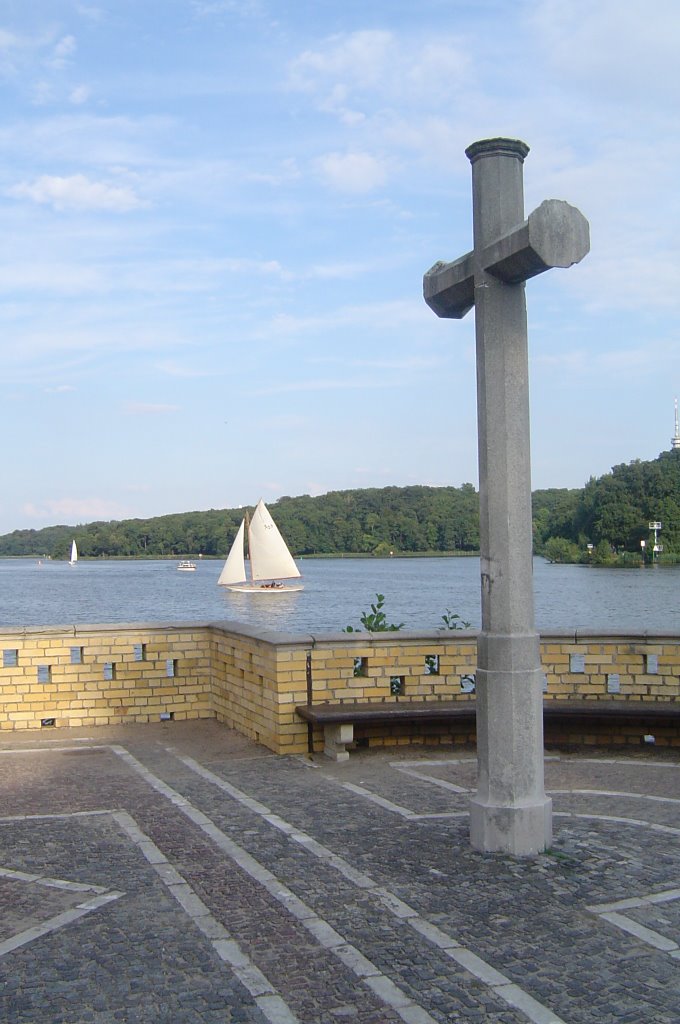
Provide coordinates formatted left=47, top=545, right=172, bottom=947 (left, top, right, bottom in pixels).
left=0, top=620, right=678, bottom=646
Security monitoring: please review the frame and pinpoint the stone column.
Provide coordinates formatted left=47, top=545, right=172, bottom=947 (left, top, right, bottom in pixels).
left=466, top=139, right=552, bottom=856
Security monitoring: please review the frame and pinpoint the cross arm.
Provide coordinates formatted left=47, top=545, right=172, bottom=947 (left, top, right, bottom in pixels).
left=423, top=199, right=590, bottom=320
left=423, top=251, right=475, bottom=319
left=483, top=199, right=590, bottom=285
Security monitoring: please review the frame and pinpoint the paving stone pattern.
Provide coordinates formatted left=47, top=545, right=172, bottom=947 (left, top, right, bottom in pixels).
left=1, top=722, right=680, bottom=1023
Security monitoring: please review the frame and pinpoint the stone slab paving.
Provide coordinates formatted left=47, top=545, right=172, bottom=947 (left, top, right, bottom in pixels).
left=1, top=723, right=680, bottom=1023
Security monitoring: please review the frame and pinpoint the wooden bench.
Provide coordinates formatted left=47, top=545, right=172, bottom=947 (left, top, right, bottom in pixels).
left=296, top=699, right=680, bottom=761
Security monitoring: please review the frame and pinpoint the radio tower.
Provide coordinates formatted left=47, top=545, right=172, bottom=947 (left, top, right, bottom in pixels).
left=673, top=398, right=680, bottom=450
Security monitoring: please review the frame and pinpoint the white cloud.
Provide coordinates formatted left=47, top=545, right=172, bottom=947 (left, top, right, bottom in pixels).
left=0, top=29, right=18, bottom=49
left=75, top=4, right=104, bottom=19
left=288, top=29, right=469, bottom=118
left=529, top=0, right=680, bottom=102
left=7, top=173, right=146, bottom=212
left=379, top=114, right=467, bottom=168
left=30, top=80, right=54, bottom=105
left=23, top=497, right=129, bottom=523
left=0, top=113, right=177, bottom=167
left=0, top=253, right=290, bottom=301
left=0, top=261, right=105, bottom=293
left=534, top=336, right=680, bottom=380
left=304, top=480, right=330, bottom=497
left=261, top=300, right=426, bottom=339
left=248, top=157, right=300, bottom=186
left=0, top=28, right=72, bottom=88
left=315, top=151, right=388, bottom=193
left=578, top=253, right=680, bottom=314
left=0, top=28, right=84, bottom=88
left=69, top=84, right=91, bottom=105
left=404, top=41, right=472, bottom=95
left=191, top=0, right=261, bottom=15
left=291, top=29, right=393, bottom=90
left=0, top=321, right=191, bottom=365
left=0, top=28, right=22, bottom=75
left=47, top=34, right=77, bottom=70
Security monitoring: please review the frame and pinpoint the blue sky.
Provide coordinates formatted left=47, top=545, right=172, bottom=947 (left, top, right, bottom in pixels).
left=1, top=0, right=679, bottom=535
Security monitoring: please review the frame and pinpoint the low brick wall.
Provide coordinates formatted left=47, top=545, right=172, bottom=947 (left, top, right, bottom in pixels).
left=0, top=623, right=678, bottom=751
left=541, top=632, right=680, bottom=748
left=0, top=622, right=213, bottom=730
left=210, top=624, right=310, bottom=754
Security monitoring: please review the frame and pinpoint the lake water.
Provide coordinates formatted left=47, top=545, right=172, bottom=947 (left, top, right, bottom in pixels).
left=0, top=557, right=678, bottom=635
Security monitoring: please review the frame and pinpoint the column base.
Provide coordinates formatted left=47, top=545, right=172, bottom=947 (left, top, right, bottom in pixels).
left=469, top=795, right=552, bottom=856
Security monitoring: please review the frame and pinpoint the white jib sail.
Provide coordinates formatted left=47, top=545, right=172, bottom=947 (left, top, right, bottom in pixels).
left=70, top=540, right=78, bottom=563
left=249, top=500, right=301, bottom=581
left=217, top=519, right=247, bottom=586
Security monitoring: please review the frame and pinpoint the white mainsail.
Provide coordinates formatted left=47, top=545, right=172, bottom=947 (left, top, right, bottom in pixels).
left=217, top=500, right=302, bottom=591
left=249, top=500, right=301, bottom=582
left=69, top=540, right=78, bottom=565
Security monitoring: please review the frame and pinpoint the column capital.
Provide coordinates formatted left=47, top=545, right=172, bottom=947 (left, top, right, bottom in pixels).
left=465, top=137, right=530, bottom=163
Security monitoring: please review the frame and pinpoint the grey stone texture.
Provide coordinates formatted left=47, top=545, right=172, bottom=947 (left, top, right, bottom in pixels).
left=1, top=721, right=680, bottom=1023
left=424, top=139, right=590, bottom=855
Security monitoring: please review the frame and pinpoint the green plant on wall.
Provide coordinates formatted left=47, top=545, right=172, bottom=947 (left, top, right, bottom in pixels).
left=344, top=593, right=404, bottom=633
left=344, top=596, right=472, bottom=635
left=440, top=608, right=472, bottom=630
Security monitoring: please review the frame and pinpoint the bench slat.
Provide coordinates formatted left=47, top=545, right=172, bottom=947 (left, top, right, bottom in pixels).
left=296, top=699, right=680, bottom=727
left=296, top=700, right=475, bottom=725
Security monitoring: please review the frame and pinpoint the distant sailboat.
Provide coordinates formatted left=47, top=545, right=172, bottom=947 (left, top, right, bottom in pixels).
left=218, top=499, right=303, bottom=592
left=69, top=540, right=78, bottom=566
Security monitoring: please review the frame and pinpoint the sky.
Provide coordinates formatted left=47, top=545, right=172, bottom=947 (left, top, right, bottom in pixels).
left=1, top=0, right=680, bottom=536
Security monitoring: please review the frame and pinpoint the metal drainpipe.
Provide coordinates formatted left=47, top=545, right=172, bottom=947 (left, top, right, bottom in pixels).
left=305, top=651, right=314, bottom=754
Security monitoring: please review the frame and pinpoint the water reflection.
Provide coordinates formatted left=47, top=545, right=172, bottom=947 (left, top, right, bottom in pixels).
left=218, top=588, right=302, bottom=631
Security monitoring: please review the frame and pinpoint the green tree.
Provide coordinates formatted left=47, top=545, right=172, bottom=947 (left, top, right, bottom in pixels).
left=543, top=537, right=581, bottom=564
left=591, top=539, right=614, bottom=565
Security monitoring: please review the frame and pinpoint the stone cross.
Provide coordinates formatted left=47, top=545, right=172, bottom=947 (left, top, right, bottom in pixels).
left=424, top=138, right=589, bottom=856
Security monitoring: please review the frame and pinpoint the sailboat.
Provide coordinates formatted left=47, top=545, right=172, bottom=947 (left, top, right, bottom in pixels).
left=69, top=540, right=78, bottom=566
left=218, top=499, right=303, bottom=592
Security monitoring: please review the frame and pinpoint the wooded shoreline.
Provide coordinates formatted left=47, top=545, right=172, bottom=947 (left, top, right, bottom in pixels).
left=2, top=447, right=679, bottom=561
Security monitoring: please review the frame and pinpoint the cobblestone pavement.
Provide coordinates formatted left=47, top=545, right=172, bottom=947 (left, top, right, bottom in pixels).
left=1, top=723, right=680, bottom=1023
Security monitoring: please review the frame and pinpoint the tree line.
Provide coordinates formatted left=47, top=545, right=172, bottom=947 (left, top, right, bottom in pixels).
left=533, top=449, right=680, bottom=564
left=1, top=450, right=678, bottom=561
left=0, top=485, right=480, bottom=560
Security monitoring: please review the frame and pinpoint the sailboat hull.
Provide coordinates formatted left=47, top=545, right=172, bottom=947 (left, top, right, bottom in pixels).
left=224, top=581, right=304, bottom=593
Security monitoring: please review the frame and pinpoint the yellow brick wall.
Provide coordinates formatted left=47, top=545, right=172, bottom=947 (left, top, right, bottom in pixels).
left=287, top=631, right=680, bottom=754
left=1, top=625, right=679, bottom=751
left=0, top=625, right=213, bottom=731
left=210, top=628, right=306, bottom=754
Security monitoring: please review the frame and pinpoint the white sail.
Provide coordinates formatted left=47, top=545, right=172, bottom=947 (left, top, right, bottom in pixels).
left=249, top=500, right=301, bottom=581
left=217, top=519, right=247, bottom=586
left=69, top=540, right=78, bottom=565
left=217, top=500, right=302, bottom=591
